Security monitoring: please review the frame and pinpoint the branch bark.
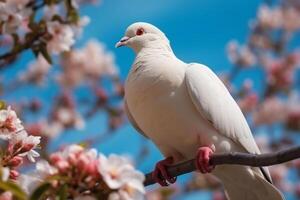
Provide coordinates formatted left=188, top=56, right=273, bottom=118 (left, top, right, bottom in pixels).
left=144, top=146, right=300, bottom=186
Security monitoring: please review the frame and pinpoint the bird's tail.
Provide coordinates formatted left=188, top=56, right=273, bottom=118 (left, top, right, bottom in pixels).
left=214, top=165, right=285, bottom=200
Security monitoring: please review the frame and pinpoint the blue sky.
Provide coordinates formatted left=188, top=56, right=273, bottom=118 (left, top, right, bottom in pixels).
left=80, top=0, right=266, bottom=92
left=82, top=0, right=260, bottom=73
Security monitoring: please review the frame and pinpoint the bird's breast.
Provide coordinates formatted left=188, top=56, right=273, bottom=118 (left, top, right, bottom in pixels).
left=125, top=59, right=217, bottom=158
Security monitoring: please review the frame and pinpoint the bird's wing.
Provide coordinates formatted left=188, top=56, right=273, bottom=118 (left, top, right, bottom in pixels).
left=185, top=63, right=273, bottom=183
left=185, top=63, right=260, bottom=154
left=124, top=100, right=148, bottom=139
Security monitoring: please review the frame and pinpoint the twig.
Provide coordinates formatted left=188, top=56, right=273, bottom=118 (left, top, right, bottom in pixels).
left=0, top=31, right=45, bottom=62
left=28, top=0, right=63, bottom=11
left=144, top=146, right=300, bottom=186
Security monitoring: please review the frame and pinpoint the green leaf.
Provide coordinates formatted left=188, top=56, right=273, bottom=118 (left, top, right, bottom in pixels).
left=64, top=0, right=79, bottom=24
left=64, top=0, right=72, bottom=9
left=45, top=0, right=52, bottom=5
left=38, top=20, right=47, bottom=34
left=11, top=33, right=20, bottom=47
left=30, top=183, right=51, bottom=200
left=31, top=45, right=40, bottom=58
left=51, top=15, right=64, bottom=23
left=0, top=181, right=27, bottom=200
left=29, top=12, right=36, bottom=25
left=25, top=32, right=35, bottom=42
left=0, top=100, right=6, bottom=110
left=39, top=43, right=52, bottom=64
left=28, top=21, right=38, bottom=31
left=78, top=142, right=88, bottom=148
left=67, top=9, right=79, bottom=23
left=46, top=174, right=68, bottom=182
left=57, top=184, right=67, bottom=200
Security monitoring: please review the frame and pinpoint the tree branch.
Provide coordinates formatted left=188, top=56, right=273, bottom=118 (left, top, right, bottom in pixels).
left=0, top=31, right=45, bottom=66
left=144, top=146, right=300, bottom=186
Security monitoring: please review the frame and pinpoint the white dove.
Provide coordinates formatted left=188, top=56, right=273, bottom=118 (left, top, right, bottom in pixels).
left=116, top=22, right=284, bottom=200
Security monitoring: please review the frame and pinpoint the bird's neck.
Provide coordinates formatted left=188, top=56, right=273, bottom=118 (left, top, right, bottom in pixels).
left=131, top=44, right=181, bottom=78
left=134, top=40, right=175, bottom=57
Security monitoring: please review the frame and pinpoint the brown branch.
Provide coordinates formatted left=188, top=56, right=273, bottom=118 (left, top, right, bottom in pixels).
left=26, top=0, right=46, bottom=11
left=144, top=146, right=300, bottom=186
left=0, top=31, right=45, bottom=62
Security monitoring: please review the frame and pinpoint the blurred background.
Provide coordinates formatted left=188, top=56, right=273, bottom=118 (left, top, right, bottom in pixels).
left=1, top=0, right=300, bottom=199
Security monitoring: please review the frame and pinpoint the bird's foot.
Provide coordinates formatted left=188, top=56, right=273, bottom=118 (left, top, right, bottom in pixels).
left=152, top=157, right=177, bottom=186
left=195, top=146, right=215, bottom=173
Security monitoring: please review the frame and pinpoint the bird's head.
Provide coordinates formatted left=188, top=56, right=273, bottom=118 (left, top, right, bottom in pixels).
left=115, top=22, right=170, bottom=53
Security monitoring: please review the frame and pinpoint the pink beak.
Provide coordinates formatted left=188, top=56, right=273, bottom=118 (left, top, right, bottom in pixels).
left=115, top=36, right=130, bottom=48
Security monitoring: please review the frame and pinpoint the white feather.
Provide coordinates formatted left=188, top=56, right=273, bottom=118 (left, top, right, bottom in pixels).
left=185, top=63, right=260, bottom=155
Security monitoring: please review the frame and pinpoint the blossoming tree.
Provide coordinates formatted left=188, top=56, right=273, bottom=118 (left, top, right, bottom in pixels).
left=0, top=0, right=144, bottom=199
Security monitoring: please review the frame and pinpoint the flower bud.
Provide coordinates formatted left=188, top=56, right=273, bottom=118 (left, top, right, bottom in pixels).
left=7, top=156, right=23, bottom=167
left=56, top=160, right=70, bottom=172
left=19, top=143, right=34, bottom=153
left=9, top=170, right=19, bottom=180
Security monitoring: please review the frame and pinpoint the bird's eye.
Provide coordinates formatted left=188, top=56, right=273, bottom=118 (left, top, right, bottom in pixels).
left=136, top=28, right=144, bottom=36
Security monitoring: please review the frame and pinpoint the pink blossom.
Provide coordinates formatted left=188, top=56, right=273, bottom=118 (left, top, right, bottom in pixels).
left=282, top=7, right=300, bottom=31
left=0, top=191, right=13, bottom=200
left=49, top=145, right=98, bottom=174
left=286, top=110, right=300, bottom=131
left=212, top=191, right=227, bottom=200
left=41, top=120, right=64, bottom=138
left=265, top=59, right=294, bottom=90
left=58, top=40, right=118, bottom=88
left=19, top=145, right=145, bottom=199
left=283, top=93, right=300, bottom=131
left=242, top=79, right=254, bottom=92
left=238, top=93, right=258, bottom=113
left=43, top=5, right=59, bottom=21
left=56, top=107, right=84, bottom=129
left=257, top=5, right=283, bottom=29
left=19, top=54, right=51, bottom=85
left=47, top=21, right=75, bottom=55
left=72, top=16, right=90, bottom=37
left=227, top=40, right=256, bottom=67
left=50, top=94, right=85, bottom=130
left=7, top=156, right=23, bottom=167
left=98, top=154, right=145, bottom=199
left=5, top=0, right=30, bottom=9
left=74, top=196, right=97, bottom=200
left=249, top=33, right=272, bottom=50
left=253, top=97, right=287, bottom=125
left=254, top=135, right=271, bottom=153
left=18, top=160, right=58, bottom=194
left=9, top=169, right=19, bottom=180
left=9, top=130, right=41, bottom=162
left=0, top=106, right=23, bottom=140
left=146, top=191, right=163, bottom=200
left=77, top=149, right=98, bottom=175
left=0, top=0, right=31, bottom=34
left=294, top=184, right=300, bottom=198
left=269, top=165, right=292, bottom=192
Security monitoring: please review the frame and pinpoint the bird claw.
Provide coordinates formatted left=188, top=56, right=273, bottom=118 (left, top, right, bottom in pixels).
left=195, top=146, right=215, bottom=173
left=152, top=157, right=177, bottom=186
